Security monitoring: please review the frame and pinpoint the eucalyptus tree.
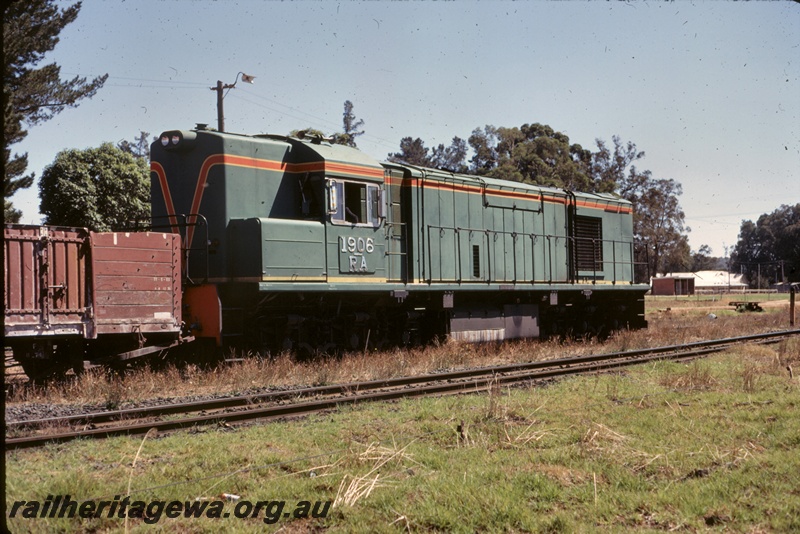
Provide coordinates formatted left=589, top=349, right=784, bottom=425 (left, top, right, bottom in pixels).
left=467, top=123, right=594, bottom=191
left=116, top=131, right=152, bottom=160
left=621, top=172, right=689, bottom=280
left=732, top=204, right=800, bottom=287
left=387, top=137, right=431, bottom=166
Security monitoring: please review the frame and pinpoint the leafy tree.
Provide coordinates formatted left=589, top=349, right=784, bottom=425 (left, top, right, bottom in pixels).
left=466, top=123, right=594, bottom=191
left=731, top=204, right=800, bottom=287
left=591, top=135, right=645, bottom=194
left=4, top=105, right=28, bottom=222
left=620, top=172, right=689, bottom=280
left=429, top=137, right=468, bottom=173
left=117, top=131, right=152, bottom=160
left=388, top=137, right=431, bottom=166
left=587, top=135, right=691, bottom=280
left=467, top=126, right=499, bottom=175
left=487, top=126, right=525, bottom=181
left=3, top=0, right=108, bottom=222
left=661, top=235, right=692, bottom=274
left=388, top=136, right=467, bottom=172
left=690, top=244, right=721, bottom=272
left=335, top=100, right=365, bottom=148
left=39, top=143, right=149, bottom=231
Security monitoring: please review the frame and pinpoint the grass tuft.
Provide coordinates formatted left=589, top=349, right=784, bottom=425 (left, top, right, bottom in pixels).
left=660, top=361, right=717, bottom=391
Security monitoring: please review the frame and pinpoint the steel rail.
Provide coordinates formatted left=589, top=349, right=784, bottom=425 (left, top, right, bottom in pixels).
left=6, top=329, right=798, bottom=450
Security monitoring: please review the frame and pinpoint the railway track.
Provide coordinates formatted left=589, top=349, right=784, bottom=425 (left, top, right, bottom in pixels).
left=6, top=329, right=798, bottom=451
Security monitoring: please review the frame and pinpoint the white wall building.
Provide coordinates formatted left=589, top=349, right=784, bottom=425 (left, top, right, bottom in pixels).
left=654, top=270, right=747, bottom=293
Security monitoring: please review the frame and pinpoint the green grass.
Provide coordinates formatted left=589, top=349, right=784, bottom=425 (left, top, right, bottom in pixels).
left=6, top=340, right=800, bottom=532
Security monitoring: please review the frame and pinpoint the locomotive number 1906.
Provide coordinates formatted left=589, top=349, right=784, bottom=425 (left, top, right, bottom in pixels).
left=339, top=236, right=375, bottom=273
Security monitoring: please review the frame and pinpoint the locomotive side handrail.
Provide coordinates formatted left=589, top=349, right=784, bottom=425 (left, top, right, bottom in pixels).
left=566, top=234, right=639, bottom=285
left=383, top=220, right=409, bottom=283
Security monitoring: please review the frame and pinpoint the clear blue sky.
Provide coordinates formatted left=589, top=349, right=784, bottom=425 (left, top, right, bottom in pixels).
left=10, top=0, right=799, bottom=258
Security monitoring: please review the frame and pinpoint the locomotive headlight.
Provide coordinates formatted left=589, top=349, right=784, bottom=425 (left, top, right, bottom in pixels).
left=158, top=130, right=196, bottom=151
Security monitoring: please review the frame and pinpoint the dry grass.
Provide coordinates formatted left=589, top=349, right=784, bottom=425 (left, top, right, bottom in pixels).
left=535, top=464, right=593, bottom=487
left=5, top=338, right=569, bottom=406
left=5, top=298, right=797, bottom=408
left=660, top=361, right=718, bottom=391
left=333, top=441, right=418, bottom=508
left=580, top=421, right=668, bottom=475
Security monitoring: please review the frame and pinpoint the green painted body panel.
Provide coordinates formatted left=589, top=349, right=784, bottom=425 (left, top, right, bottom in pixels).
left=228, top=218, right=326, bottom=281
left=262, top=219, right=326, bottom=280
left=392, top=165, right=575, bottom=285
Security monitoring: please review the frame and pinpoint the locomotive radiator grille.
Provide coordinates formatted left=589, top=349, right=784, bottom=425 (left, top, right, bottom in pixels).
left=574, top=215, right=603, bottom=272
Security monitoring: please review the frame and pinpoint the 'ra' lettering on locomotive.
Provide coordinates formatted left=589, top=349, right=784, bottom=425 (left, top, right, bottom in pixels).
left=150, top=125, right=648, bottom=354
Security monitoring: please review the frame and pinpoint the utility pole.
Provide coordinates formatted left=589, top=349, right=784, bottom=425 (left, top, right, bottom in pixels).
left=213, top=80, right=226, bottom=132
left=210, top=72, right=255, bottom=132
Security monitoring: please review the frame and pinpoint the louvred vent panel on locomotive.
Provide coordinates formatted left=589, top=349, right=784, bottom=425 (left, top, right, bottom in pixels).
left=574, top=215, right=603, bottom=272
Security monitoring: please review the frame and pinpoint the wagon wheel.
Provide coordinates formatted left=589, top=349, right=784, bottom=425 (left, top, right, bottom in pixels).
left=13, top=342, right=70, bottom=382
left=55, top=340, right=87, bottom=376
left=15, top=355, right=50, bottom=382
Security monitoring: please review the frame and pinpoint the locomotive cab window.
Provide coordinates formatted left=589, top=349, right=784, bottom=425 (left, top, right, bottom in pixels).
left=327, top=179, right=382, bottom=227
left=299, top=174, right=325, bottom=219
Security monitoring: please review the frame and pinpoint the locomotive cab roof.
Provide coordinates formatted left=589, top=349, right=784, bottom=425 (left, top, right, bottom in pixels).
left=156, top=128, right=385, bottom=183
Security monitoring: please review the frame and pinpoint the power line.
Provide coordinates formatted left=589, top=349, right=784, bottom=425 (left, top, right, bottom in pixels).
left=104, top=84, right=204, bottom=90
left=231, top=90, right=402, bottom=151
left=63, top=73, right=209, bottom=87
left=65, top=72, right=404, bottom=152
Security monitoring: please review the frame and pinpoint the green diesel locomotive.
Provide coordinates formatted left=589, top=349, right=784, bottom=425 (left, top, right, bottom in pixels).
left=151, top=126, right=648, bottom=354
